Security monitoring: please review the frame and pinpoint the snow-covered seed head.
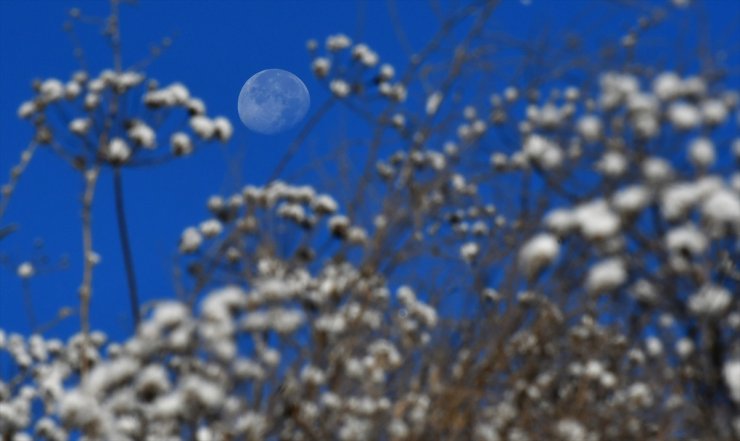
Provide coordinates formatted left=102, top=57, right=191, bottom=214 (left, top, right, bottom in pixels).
left=519, top=233, right=559, bottom=279
left=213, top=117, right=233, bottom=142
left=105, top=138, right=132, bottom=164
left=17, top=262, right=35, bottom=279
left=687, top=137, right=715, bottom=169
left=330, top=79, right=351, bottom=98
left=171, top=132, right=193, bottom=156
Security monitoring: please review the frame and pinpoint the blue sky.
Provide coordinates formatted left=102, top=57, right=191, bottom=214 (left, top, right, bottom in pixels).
left=0, top=0, right=738, bottom=341
left=0, top=0, right=442, bottom=338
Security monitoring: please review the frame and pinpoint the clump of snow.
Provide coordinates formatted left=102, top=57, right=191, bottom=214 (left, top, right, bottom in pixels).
left=701, top=187, right=740, bottom=236
left=688, top=285, right=732, bottom=317
left=574, top=200, right=621, bottom=240
left=586, top=258, right=627, bottom=294
left=724, top=360, right=740, bottom=403
left=611, top=185, right=651, bottom=215
left=687, top=137, right=715, bottom=169
left=665, top=223, right=708, bottom=256
left=519, top=233, right=560, bottom=278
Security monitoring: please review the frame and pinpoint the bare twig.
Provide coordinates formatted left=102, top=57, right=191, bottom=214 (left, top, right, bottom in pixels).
left=113, top=167, right=141, bottom=327
left=0, top=142, right=38, bottom=223
left=79, top=166, right=100, bottom=337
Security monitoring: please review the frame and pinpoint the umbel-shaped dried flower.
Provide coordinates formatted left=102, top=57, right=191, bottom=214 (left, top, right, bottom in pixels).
left=18, top=72, right=233, bottom=167
left=1, top=1, right=740, bottom=440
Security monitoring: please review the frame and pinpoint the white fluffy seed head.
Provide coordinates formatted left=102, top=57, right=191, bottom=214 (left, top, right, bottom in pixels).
left=69, top=118, right=91, bottom=136
left=17, top=262, right=34, bottom=279
left=128, top=121, right=156, bottom=149
left=213, top=117, right=233, bottom=142
left=688, top=285, right=732, bottom=317
left=17, top=101, right=36, bottom=119
left=190, top=116, right=215, bottom=139
left=687, top=137, right=715, bottom=169
left=330, top=79, right=351, bottom=98
left=105, top=138, right=131, bottom=163
left=519, top=233, right=559, bottom=278
left=586, top=258, right=627, bottom=294
left=577, top=114, right=602, bottom=142
left=724, top=360, right=740, bottom=403
left=460, top=241, right=480, bottom=263
left=668, top=102, right=701, bottom=130
left=171, top=132, right=193, bottom=156
left=426, top=91, right=443, bottom=116
left=311, top=57, right=331, bottom=78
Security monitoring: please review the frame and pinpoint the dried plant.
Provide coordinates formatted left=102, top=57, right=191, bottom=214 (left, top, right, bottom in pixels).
left=1, top=1, right=739, bottom=440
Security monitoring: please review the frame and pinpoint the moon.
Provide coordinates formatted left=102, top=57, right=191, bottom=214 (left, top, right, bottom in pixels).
left=237, top=69, right=310, bottom=135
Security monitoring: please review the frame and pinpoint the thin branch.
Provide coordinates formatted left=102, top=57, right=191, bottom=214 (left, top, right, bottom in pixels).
left=0, top=142, right=38, bottom=223
left=79, top=166, right=99, bottom=336
left=269, top=98, right=336, bottom=183
left=109, top=0, right=123, bottom=73
left=113, top=167, right=141, bottom=327
left=21, top=279, right=37, bottom=332
left=35, top=307, right=76, bottom=335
